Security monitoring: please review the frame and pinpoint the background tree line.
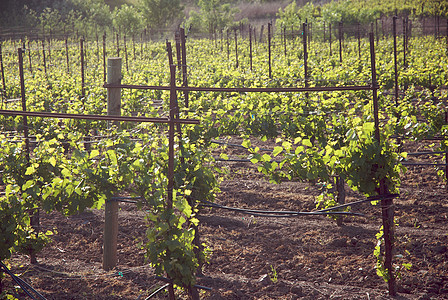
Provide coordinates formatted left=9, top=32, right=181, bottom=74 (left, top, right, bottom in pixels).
left=0, top=0, right=446, bottom=39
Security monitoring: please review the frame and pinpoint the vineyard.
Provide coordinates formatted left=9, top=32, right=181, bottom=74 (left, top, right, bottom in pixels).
left=1, top=17, right=448, bottom=300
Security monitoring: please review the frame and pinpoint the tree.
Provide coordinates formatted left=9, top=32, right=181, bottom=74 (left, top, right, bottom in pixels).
left=186, top=0, right=239, bottom=34
left=138, top=0, right=184, bottom=30
left=113, top=4, right=143, bottom=35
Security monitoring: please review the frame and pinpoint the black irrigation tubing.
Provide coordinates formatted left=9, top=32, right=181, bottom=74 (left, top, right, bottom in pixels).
left=391, top=135, right=447, bottom=141
left=0, top=261, right=47, bottom=300
left=402, top=162, right=448, bottom=166
left=199, top=200, right=365, bottom=218
left=406, top=151, right=446, bottom=156
left=200, top=193, right=398, bottom=218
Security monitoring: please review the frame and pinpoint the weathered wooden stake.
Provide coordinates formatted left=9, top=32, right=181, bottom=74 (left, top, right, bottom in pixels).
left=80, top=38, right=85, bottom=99
left=393, top=16, right=399, bottom=106
left=268, top=22, right=272, bottom=78
left=370, top=32, right=396, bottom=297
left=0, top=39, right=6, bottom=100
left=103, top=57, right=122, bottom=271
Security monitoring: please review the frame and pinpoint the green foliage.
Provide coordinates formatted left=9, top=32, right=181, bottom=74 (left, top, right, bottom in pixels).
left=187, top=0, right=240, bottom=34
left=138, top=0, right=184, bottom=29
left=113, top=4, right=143, bottom=35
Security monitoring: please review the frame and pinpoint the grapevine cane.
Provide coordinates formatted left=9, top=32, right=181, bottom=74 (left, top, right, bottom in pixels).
left=370, top=32, right=396, bottom=296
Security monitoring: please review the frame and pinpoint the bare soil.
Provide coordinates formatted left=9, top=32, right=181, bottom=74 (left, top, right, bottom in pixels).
left=3, top=137, right=448, bottom=299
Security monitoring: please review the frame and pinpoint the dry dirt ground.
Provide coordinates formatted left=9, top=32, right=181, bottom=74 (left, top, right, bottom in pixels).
left=3, top=137, right=448, bottom=300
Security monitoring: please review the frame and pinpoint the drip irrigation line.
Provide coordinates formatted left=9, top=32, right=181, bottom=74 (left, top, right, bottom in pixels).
left=199, top=193, right=398, bottom=218
left=402, top=162, right=448, bottom=166
left=0, top=261, right=47, bottom=300
left=391, top=135, right=447, bottom=141
left=199, top=199, right=363, bottom=218
left=406, top=151, right=446, bottom=156
left=316, top=194, right=399, bottom=213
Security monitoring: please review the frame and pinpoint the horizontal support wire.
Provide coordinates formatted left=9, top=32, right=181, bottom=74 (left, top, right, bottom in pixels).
left=213, top=156, right=283, bottom=163
left=0, top=109, right=199, bottom=124
left=104, top=83, right=376, bottom=93
left=211, top=140, right=275, bottom=152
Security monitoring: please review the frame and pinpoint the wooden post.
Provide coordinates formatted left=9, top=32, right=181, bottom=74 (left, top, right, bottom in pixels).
left=268, top=22, right=272, bottom=78
left=42, top=40, right=47, bottom=75
left=226, top=29, right=230, bottom=61
left=80, top=38, right=85, bottom=99
left=303, top=23, right=308, bottom=87
left=329, top=23, right=332, bottom=56
left=103, top=33, right=107, bottom=83
left=234, top=29, right=239, bottom=69
left=175, top=31, right=182, bottom=70
left=323, top=22, right=326, bottom=42
left=338, top=22, right=343, bottom=63
left=19, top=48, right=36, bottom=263
left=336, top=176, right=345, bottom=226
left=393, top=17, right=399, bottom=106
left=180, top=28, right=189, bottom=108
left=249, top=25, right=253, bottom=71
left=370, top=33, right=396, bottom=296
left=116, top=33, right=120, bottom=57
left=0, top=39, right=6, bottom=101
left=124, top=34, right=129, bottom=72
left=103, top=57, right=122, bottom=271
left=27, top=41, right=32, bottom=73
left=65, top=37, right=70, bottom=74
left=283, top=25, right=287, bottom=59
left=357, top=23, right=361, bottom=59
left=403, top=17, right=407, bottom=68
